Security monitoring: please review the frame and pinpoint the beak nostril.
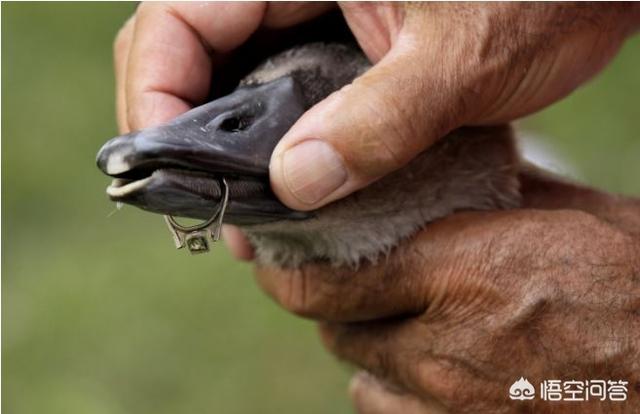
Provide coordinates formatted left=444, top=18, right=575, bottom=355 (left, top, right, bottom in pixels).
left=219, top=115, right=254, bottom=133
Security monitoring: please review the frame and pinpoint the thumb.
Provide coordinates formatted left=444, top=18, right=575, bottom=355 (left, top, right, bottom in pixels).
left=269, top=41, right=465, bottom=211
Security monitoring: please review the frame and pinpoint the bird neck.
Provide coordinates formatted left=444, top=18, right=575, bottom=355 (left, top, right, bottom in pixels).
left=241, top=125, right=522, bottom=268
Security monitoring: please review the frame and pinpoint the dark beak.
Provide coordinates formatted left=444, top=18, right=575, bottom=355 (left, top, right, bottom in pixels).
left=96, top=76, right=312, bottom=225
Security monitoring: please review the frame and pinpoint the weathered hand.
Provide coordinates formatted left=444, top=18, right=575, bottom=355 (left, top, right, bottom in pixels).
left=255, top=170, right=640, bottom=413
left=269, top=3, right=639, bottom=210
left=114, top=3, right=640, bottom=261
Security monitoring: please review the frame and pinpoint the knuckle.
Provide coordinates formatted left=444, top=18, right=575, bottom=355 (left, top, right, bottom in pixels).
left=358, top=86, right=412, bottom=169
left=113, top=31, right=126, bottom=56
left=566, top=209, right=606, bottom=229
left=348, top=372, right=368, bottom=400
left=414, top=358, right=463, bottom=404
left=135, top=1, right=157, bottom=16
left=317, top=323, right=339, bottom=353
left=348, top=372, right=375, bottom=412
left=255, top=267, right=313, bottom=318
left=113, top=19, right=133, bottom=58
left=274, top=268, right=316, bottom=318
left=331, top=79, right=421, bottom=179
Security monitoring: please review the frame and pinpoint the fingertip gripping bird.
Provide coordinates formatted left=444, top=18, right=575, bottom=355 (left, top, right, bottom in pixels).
left=97, top=43, right=521, bottom=267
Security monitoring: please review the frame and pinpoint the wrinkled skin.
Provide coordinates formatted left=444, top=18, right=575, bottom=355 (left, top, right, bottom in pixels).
left=256, top=169, right=640, bottom=413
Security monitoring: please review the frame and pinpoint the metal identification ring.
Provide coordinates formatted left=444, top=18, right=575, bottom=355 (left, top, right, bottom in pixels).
left=164, top=178, right=230, bottom=254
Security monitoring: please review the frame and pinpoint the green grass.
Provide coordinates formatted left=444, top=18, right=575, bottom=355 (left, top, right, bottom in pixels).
left=520, top=31, right=640, bottom=195
left=2, top=3, right=638, bottom=414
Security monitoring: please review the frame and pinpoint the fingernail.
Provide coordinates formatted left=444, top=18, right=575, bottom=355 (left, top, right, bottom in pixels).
left=281, top=140, right=347, bottom=205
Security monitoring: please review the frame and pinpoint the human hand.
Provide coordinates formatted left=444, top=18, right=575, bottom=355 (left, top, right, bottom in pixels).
left=113, top=1, right=336, bottom=258
left=255, top=169, right=640, bottom=413
left=269, top=3, right=640, bottom=210
left=114, top=3, right=639, bottom=260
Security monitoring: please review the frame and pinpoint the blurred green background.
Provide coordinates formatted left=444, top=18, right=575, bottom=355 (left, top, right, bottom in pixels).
left=2, top=3, right=639, bottom=414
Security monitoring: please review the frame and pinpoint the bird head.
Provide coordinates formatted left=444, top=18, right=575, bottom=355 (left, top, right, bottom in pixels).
left=97, top=43, right=521, bottom=267
left=97, top=43, right=367, bottom=227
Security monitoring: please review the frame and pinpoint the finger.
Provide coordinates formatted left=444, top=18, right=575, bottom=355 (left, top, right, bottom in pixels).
left=114, top=15, right=135, bottom=133
left=125, top=2, right=267, bottom=130
left=520, top=165, right=626, bottom=212
left=338, top=3, right=405, bottom=62
left=255, top=208, right=560, bottom=322
left=253, top=213, right=478, bottom=322
left=519, top=165, right=640, bottom=234
left=322, top=320, right=425, bottom=386
left=124, top=2, right=332, bottom=131
left=350, top=371, right=448, bottom=414
left=520, top=164, right=623, bottom=210
left=262, top=2, right=335, bottom=28
left=320, top=320, right=444, bottom=395
left=254, top=248, right=432, bottom=322
left=222, top=225, right=255, bottom=261
left=269, top=15, right=467, bottom=210
left=321, top=321, right=465, bottom=407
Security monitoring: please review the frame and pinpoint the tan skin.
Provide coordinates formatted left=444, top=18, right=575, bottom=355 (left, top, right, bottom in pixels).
left=257, top=169, right=640, bottom=413
left=114, top=2, right=640, bottom=412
